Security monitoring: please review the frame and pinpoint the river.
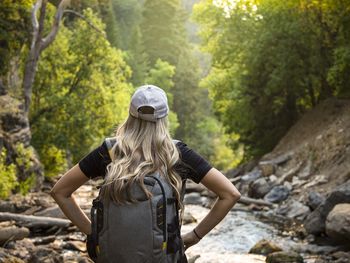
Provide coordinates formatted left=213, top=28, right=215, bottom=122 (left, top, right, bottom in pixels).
left=181, top=205, right=334, bottom=263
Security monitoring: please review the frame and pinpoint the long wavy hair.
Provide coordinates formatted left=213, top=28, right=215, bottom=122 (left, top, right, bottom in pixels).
left=102, top=112, right=184, bottom=212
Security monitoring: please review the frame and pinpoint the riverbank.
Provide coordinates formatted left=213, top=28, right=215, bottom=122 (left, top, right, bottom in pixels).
left=0, top=180, right=348, bottom=263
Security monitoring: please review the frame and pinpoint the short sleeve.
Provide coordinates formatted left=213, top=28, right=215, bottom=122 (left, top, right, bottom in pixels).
left=78, top=141, right=111, bottom=179
left=175, top=141, right=212, bottom=184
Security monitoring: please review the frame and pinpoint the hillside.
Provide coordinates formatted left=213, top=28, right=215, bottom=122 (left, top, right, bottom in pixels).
left=262, top=98, right=350, bottom=195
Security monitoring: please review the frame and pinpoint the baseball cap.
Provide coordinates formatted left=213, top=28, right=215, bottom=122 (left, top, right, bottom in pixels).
left=129, top=85, right=169, bottom=122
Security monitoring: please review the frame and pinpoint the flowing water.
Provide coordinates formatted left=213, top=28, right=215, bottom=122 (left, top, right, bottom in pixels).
left=181, top=205, right=326, bottom=263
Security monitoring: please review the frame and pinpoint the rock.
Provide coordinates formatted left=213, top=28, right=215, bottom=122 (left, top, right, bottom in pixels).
left=264, top=186, right=290, bottom=203
left=185, top=181, right=206, bottom=193
left=269, top=175, right=278, bottom=183
left=259, top=161, right=275, bottom=177
left=201, top=189, right=216, bottom=198
left=32, top=236, right=56, bottom=245
left=0, top=248, right=25, bottom=263
left=248, top=178, right=272, bottom=199
left=182, top=211, right=197, bottom=225
left=249, top=239, right=282, bottom=255
left=298, top=159, right=312, bottom=180
left=307, top=192, right=325, bottom=210
left=276, top=163, right=302, bottom=185
left=266, top=251, right=304, bottom=263
left=29, top=246, right=63, bottom=263
left=277, top=200, right=311, bottom=220
left=34, top=206, right=66, bottom=219
left=63, top=240, right=87, bottom=252
left=0, top=226, right=30, bottom=246
left=0, top=94, right=44, bottom=188
left=225, top=166, right=243, bottom=178
left=304, top=180, right=350, bottom=235
left=332, top=251, right=350, bottom=263
left=0, top=202, right=17, bottom=213
left=283, top=181, right=293, bottom=191
left=325, top=203, right=350, bottom=242
left=184, top=193, right=203, bottom=205
left=241, top=168, right=262, bottom=183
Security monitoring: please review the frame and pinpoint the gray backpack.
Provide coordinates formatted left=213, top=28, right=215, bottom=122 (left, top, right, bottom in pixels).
left=87, top=138, right=187, bottom=263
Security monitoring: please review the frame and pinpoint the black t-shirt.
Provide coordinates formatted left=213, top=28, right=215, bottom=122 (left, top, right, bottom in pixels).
left=78, top=140, right=212, bottom=184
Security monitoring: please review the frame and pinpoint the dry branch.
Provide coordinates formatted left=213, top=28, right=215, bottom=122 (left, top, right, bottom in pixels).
left=0, top=212, right=71, bottom=228
left=238, top=196, right=273, bottom=207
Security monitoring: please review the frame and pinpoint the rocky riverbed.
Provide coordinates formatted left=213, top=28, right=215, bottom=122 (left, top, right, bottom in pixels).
left=0, top=177, right=349, bottom=263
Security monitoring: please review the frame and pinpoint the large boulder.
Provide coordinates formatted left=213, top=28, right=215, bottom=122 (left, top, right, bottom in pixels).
left=325, top=203, right=350, bottom=242
left=304, top=180, right=350, bottom=235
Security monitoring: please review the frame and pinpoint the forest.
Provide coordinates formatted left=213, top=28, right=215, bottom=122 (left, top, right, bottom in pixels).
left=1, top=0, right=350, bottom=262
left=2, top=0, right=349, bottom=198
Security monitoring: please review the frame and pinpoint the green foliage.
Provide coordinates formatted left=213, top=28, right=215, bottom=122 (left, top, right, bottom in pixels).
left=30, top=8, right=132, bottom=163
left=141, top=0, right=187, bottom=66
left=194, top=0, right=350, bottom=158
left=0, top=0, right=33, bottom=75
left=145, top=59, right=179, bottom=135
left=18, top=174, right=36, bottom=195
left=109, top=0, right=143, bottom=50
left=14, top=143, right=37, bottom=194
left=15, top=143, right=35, bottom=171
left=146, top=59, right=176, bottom=105
left=0, top=149, right=17, bottom=199
left=39, top=145, right=68, bottom=178
left=191, top=116, right=243, bottom=171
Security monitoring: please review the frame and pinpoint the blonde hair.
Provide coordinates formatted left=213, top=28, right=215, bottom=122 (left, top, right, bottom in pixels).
left=102, top=113, right=183, bottom=212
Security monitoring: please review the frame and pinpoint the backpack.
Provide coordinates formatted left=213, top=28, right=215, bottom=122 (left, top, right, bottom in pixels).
left=87, top=137, right=187, bottom=263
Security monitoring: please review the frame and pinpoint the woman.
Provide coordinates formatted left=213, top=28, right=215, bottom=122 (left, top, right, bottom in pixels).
left=50, top=85, right=241, bottom=262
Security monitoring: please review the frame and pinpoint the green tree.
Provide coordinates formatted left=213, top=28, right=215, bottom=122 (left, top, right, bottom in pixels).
left=194, top=0, right=350, bottom=158
left=0, top=0, right=32, bottom=76
left=141, top=0, right=187, bottom=66
left=145, top=59, right=179, bottom=134
left=30, top=8, right=132, bottom=168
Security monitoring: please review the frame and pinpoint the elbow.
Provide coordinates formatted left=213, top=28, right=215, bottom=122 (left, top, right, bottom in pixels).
left=49, top=187, right=66, bottom=201
left=228, top=190, right=241, bottom=204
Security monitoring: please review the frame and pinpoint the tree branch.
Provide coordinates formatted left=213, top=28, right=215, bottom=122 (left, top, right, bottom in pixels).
left=41, top=0, right=71, bottom=50
left=30, top=0, right=42, bottom=50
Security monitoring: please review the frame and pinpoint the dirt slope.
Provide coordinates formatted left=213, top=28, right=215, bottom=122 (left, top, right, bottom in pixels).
left=262, top=98, right=350, bottom=194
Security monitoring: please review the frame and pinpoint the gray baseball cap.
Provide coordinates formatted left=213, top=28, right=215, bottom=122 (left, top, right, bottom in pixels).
left=129, top=85, right=169, bottom=122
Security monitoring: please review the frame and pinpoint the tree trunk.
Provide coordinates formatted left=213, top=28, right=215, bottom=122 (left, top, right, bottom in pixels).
left=23, top=0, right=71, bottom=117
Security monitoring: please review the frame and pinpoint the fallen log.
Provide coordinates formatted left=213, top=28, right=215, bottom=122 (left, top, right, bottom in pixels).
left=238, top=196, right=273, bottom=207
left=0, top=212, right=71, bottom=228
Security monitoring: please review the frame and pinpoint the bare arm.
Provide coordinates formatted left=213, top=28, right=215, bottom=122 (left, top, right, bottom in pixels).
left=50, top=164, right=91, bottom=235
left=182, top=167, right=241, bottom=249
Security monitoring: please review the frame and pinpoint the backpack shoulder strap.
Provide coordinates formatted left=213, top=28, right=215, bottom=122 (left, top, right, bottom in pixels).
left=104, top=137, right=117, bottom=161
